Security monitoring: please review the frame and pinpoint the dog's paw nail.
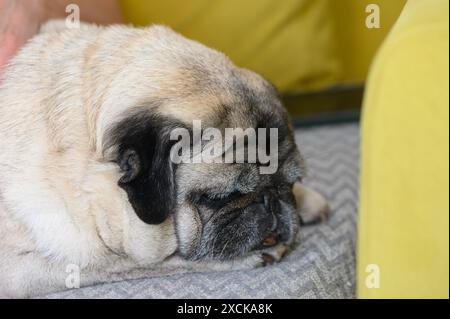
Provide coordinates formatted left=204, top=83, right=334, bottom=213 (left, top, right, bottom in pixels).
left=262, top=232, right=278, bottom=247
left=261, top=253, right=276, bottom=266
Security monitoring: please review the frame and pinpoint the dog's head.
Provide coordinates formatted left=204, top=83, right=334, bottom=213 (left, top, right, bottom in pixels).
left=102, top=26, right=304, bottom=261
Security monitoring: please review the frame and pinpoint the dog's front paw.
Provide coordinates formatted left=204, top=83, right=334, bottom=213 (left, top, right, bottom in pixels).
left=293, top=182, right=330, bottom=225
left=260, top=244, right=289, bottom=266
left=228, top=243, right=289, bottom=271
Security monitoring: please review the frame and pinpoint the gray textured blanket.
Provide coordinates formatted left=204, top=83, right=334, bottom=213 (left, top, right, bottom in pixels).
left=43, top=123, right=359, bottom=299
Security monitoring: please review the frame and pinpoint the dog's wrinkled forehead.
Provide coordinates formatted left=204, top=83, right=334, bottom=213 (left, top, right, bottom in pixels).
left=147, top=42, right=285, bottom=127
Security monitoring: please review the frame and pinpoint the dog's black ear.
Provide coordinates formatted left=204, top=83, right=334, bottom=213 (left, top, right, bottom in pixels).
left=105, top=111, right=184, bottom=224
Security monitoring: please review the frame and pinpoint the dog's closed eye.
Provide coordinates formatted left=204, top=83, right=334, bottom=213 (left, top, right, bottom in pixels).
left=197, top=191, right=243, bottom=208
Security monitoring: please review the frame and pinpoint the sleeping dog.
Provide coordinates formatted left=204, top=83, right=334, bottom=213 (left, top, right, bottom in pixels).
left=0, top=21, right=328, bottom=298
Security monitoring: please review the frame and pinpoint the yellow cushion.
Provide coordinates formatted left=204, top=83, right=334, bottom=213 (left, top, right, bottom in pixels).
left=358, top=0, right=449, bottom=298
left=118, top=0, right=341, bottom=92
left=330, top=0, right=407, bottom=84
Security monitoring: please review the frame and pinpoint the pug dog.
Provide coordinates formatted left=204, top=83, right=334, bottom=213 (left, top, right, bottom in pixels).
left=0, top=21, right=329, bottom=298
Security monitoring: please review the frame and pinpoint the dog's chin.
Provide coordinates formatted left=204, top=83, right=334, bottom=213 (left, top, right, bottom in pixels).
left=176, top=198, right=299, bottom=261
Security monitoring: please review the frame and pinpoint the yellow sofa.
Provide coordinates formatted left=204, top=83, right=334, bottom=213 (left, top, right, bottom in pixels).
left=358, top=0, right=449, bottom=298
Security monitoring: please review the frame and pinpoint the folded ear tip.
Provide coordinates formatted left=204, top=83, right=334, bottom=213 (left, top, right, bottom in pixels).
left=119, top=148, right=141, bottom=183
left=118, top=175, right=132, bottom=185
left=136, top=205, right=172, bottom=224
left=146, top=213, right=170, bottom=224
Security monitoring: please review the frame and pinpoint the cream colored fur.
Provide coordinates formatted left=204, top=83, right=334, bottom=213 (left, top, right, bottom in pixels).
left=0, top=21, right=327, bottom=298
